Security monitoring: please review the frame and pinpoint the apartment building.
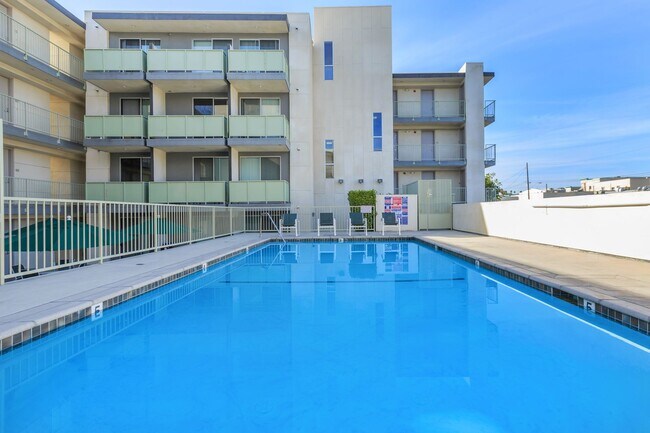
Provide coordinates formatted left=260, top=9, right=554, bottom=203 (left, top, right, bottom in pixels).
left=393, top=70, right=496, bottom=203
left=0, top=0, right=85, bottom=198
left=81, top=6, right=494, bottom=208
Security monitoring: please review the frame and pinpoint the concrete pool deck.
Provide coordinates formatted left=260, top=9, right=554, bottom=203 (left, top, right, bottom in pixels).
left=1, top=230, right=649, bottom=352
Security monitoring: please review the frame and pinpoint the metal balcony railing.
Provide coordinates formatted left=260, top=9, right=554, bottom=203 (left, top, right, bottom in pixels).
left=0, top=11, right=83, bottom=80
left=4, top=176, right=85, bottom=199
left=393, top=100, right=465, bottom=119
left=484, top=100, right=496, bottom=120
left=0, top=93, right=84, bottom=143
left=393, top=144, right=466, bottom=163
left=485, top=144, right=497, bottom=167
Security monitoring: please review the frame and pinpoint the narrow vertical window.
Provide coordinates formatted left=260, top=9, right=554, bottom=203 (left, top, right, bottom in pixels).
left=373, top=112, right=382, bottom=151
left=325, top=139, right=334, bottom=178
left=324, top=41, right=333, bottom=80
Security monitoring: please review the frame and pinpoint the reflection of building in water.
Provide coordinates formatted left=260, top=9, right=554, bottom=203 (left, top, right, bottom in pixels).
left=394, top=245, right=500, bottom=381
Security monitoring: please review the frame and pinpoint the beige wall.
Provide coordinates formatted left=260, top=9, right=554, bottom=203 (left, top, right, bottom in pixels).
left=312, top=6, right=394, bottom=206
left=453, top=192, right=650, bottom=260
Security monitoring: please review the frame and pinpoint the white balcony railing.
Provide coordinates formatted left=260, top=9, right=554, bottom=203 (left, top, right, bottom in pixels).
left=0, top=11, right=83, bottom=80
left=0, top=93, right=84, bottom=143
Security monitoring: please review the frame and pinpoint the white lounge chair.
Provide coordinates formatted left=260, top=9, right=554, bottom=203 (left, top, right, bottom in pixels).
left=280, top=213, right=300, bottom=236
left=348, top=212, right=368, bottom=236
left=381, top=212, right=401, bottom=235
left=317, top=212, right=336, bottom=236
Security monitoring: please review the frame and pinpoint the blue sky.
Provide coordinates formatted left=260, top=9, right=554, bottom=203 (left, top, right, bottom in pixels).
left=66, top=0, right=650, bottom=190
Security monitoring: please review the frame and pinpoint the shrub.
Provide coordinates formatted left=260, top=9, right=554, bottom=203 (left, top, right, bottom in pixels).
left=347, top=190, right=377, bottom=230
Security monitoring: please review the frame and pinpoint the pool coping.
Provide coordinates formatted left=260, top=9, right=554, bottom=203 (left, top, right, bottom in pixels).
left=1, top=233, right=649, bottom=354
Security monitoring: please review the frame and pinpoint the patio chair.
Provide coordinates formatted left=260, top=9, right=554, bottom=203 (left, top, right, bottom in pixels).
left=381, top=212, right=401, bottom=236
left=280, top=213, right=300, bottom=236
left=348, top=212, right=368, bottom=236
left=317, top=212, right=336, bottom=236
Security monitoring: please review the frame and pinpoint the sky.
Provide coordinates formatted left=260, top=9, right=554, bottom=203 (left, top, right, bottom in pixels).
left=64, top=0, right=650, bottom=191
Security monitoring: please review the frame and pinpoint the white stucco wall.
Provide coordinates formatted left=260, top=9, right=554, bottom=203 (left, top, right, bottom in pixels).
left=312, top=6, right=394, bottom=206
left=459, top=62, right=485, bottom=203
left=453, top=192, right=650, bottom=260
left=287, top=13, right=315, bottom=208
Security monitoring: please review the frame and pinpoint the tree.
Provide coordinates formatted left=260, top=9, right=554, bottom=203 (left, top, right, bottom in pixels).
left=485, top=173, right=506, bottom=200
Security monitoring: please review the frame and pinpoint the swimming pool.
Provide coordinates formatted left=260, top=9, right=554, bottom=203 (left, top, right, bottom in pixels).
left=2, top=241, right=649, bottom=433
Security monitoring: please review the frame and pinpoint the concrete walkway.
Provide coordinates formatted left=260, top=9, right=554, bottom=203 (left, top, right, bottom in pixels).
left=418, top=231, right=650, bottom=319
left=0, top=233, right=273, bottom=346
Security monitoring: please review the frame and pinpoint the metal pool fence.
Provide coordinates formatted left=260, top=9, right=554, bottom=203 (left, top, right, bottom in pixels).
left=1, top=198, right=379, bottom=282
left=2, top=197, right=246, bottom=282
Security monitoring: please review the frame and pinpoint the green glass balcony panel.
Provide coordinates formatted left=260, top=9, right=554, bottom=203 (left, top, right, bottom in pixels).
left=84, top=116, right=146, bottom=138
left=228, top=180, right=289, bottom=203
left=84, top=49, right=145, bottom=72
left=85, top=182, right=147, bottom=203
left=228, top=116, right=288, bottom=138
left=146, top=50, right=225, bottom=72
left=227, top=50, right=287, bottom=73
left=149, top=182, right=226, bottom=203
left=148, top=116, right=226, bottom=138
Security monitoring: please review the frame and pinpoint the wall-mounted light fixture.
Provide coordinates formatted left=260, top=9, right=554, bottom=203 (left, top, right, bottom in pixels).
left=338, top=179, right=344, bottom=184
left=377, top=178, right=383, bottom=184
left=358, top=179, right=364, bottom=184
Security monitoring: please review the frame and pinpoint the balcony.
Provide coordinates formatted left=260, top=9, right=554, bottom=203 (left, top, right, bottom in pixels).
left=149, top=181, right=226, bottom=204
left=228, top=180, right=290, bottom=204
left=485, top=144, right=496, bottom=168
left=484, top=100, right=496, bottom=125
left=84, top=49, right=148, bottom=92
left=228, top=115, right=289, bottom=151
left=84, top=115, right=147, bottom=152
left=146, top=49, right=227, bottom=92
left=147, top=115, right=227, bottom=151
left=0, top=11, right=84, bottom=92
left=86, top=182, right=148, bottom=202
left=393, top=100, right=465, bottom=127
left=393, top=144, right=466, bottom=169
left=227, top=50, right=289, bottom=92
left=0, top=93, right=84, bottom=152
left=4, top=176, right=85, bottom=200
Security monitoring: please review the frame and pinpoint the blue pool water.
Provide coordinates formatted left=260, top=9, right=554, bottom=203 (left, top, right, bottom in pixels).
left=1, top=241, right=649, bottom=433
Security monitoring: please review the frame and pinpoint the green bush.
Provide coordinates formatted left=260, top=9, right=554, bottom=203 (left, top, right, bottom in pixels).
left=347, top=190, right=377, bottom=230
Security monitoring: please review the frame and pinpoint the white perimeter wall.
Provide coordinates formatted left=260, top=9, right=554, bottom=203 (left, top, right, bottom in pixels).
left=453, top=192, right=650, bottom=260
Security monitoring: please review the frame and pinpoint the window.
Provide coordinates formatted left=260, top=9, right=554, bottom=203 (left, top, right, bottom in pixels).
left=240, top=98, right=281, bottom=116
left=193, top=157, right=229, bottom=181
left=120, top=157, right=151, bottom=182
left=120, top=39, right=160, bottom=51
left=192, top=40, right=212, bottom=50
left=193, top=98, right=228, bottom=116
left=240, top=156, right=281, bottom=180
left=120, top=98, right=150, bottom=116
left=325, top=140, right=334, bottom=179
left=240, top=39, right=280, bottom=50
left=373, top=112, right=382, bottom=151
left=192, top=39, right=232, bottom=50
left=324, top=41, right=333, bottom=80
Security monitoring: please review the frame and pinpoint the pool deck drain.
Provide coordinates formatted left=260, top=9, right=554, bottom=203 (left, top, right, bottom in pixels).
left=1, top=230, right=649, bottom=352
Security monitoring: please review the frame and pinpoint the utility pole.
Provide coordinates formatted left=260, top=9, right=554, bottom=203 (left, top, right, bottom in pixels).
left=526, top=163, right=530, bottom=199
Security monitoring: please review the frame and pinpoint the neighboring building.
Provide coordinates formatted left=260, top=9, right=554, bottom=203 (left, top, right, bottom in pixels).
left=0, top=0, right=86, bottom=198
left=81, top=6, right=495, bottom=208
left=581, top=177, right=650, bottom=193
